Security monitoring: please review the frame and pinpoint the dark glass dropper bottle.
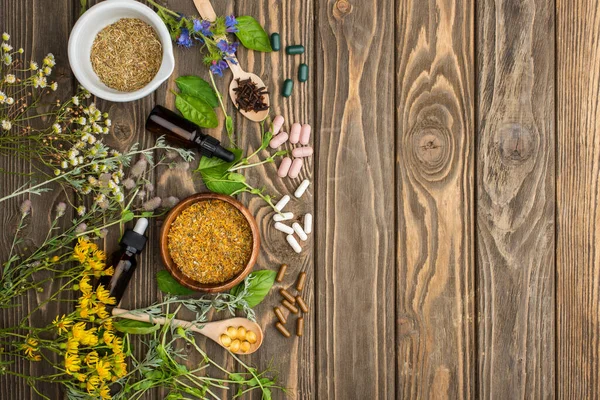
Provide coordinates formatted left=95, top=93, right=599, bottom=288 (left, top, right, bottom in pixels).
left=146, top=105, right=235, bottom=162
left=98, top=218, right=148, bottom=305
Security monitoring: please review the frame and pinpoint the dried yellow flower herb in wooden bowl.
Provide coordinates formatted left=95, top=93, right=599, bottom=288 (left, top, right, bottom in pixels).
left=160, top=193, right=260, bottom=293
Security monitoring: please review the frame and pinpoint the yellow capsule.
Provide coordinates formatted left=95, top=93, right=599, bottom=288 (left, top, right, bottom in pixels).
left=240, top=341, right=251, bottom=353
left=220, top=334, right=232, bottom=347
left=237, top=326, right=247, bottom=340
left=229, top=339, right=241, bottom=353
left=245, top=330, right=257, bottom=344
left=226, top=326, right=238, bottom=338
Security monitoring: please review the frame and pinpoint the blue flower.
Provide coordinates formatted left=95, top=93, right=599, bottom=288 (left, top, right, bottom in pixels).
left=225, top=15, right=238, bottom=33
left=216, top=40, right=239, bottom=55
left=193, top=19, right=212, bottom=36
left=210, top=60, right=229, bottom=77
left=176, top=28, right=193, bottom=48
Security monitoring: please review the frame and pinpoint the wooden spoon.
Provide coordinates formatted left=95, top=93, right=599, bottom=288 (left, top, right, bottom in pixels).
left=112, top=308, right=264, bottom=354
left=193, top=0, right=270, bottom=122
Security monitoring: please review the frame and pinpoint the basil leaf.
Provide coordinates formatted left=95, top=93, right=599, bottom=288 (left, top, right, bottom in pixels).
left=225, top=116, right=234, bottom=136
left=197, top=148, right=248, bottom=195
left=259, top=129, right=273, bottom=153
left=231, top=270, right=276, bottom=308
left=175, top=94, right=218, bottom=128
left=176, top=76, right=219, bottom=108
left=156, top=270, right=195, bottom=295
left=235, top=16, right=272, bottom=52
left=197, top=148, right=242, bottom=174
left=203, top=173, right=246, bottom=195
left=113, top=319, right=160, bottom=335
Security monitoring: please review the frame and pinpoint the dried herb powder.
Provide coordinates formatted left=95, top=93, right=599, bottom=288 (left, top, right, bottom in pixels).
left=91, top=18, right=162, bottom=92
left=167, top=200, right=253, bottom=284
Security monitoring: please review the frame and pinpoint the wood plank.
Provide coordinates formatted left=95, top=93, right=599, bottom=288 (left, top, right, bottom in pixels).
left=476, top=0, right=555, bottom=397
left=315, top=1, right=395, bottom=398
left=0, top=1, right=76, bottom=398
left=233, top=0, right=316, bottom=398
left=395, top=0, right=475, bottom=397
left=556, top=0, right=600, bottom=397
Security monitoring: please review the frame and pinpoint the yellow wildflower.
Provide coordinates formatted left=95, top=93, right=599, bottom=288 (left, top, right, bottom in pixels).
left=74, top=372, right=87, bottom=382
left=64, top=353, right=81, bottom=374
left=86, top=375, right=100, bottom=393
left=72, top=322, right=86, bottom=340
left=51, top=255, right=60, bottom=262
left=20, top=337, right=38, bottom=358
left=66, top=337, right=79, bottom=354
left=88, top=258, right=104, bottom=271
left=80, top=329, right=99, bottom=346
left=78, top=293, right=95, bottom=309
left=95, top=359, right=111, bottom=381
left=96, top=285, right=116, bottom=305
left=32, top=354, right=42, bottom=362
left=111, top=337, right=124, bottom=353
left=52, top=315, right=73, bottom=335
left=102, top=319, right=113, bottom=332
left=94, top=303, right=110, bottom=319
left=85, top=351, right=99, bottom=367
left=79, top=275, right=93, bottom=295
left=102, top=266, right=114, bottom=276
left=73, top=245, right=87, bottom=263
left=99, top=384, right=111, bottom=399
left=93, top=249, right=106, bottom=261
left=102, top=330, right=115, bottom=345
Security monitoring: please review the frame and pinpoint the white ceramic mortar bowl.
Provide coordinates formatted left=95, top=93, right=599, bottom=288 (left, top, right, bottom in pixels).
left=68, top=0, right=174, bottom=102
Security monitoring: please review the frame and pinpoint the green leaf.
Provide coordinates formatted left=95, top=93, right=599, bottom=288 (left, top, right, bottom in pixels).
left=229, top=373, right=245, bottom=382
left=203, top=174, right=246, bottom=195
left=156, top=270, right=195, bottom=295
left=197, top=148, right=248, bottom=195
left=175, top=93, right=218, bottom=128
left=227, top=172, right=246, bottom=182
left=197, top=148, right=242, bottom=174
left=113, top=319, right=160, bottom=335
left=259, top=130, right=273, bottom=153
left=176, top=76, right=219, bottom=108
left=122, top=210, right=135, bottom=222
left=235, top=16, right=273, bottom=52
left=230, top=270, right=276, bottom=308
left=226, top=116, right=234, bottom=136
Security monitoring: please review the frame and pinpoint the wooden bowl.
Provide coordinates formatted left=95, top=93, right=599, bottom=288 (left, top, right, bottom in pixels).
left=160, top=193, right=260, bottom=293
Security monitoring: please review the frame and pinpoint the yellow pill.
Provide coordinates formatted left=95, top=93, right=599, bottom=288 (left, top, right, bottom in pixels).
left=245, top=331, right=257, bottom=344
left=237, top=326, right=247, bottom=340
left=220, top=334, right=232, bottom=347
left=226, top=326, right=238, bottom=338
left=229, top=339, right=241, bottom=353
left=240, top=341, right=251, bottom=353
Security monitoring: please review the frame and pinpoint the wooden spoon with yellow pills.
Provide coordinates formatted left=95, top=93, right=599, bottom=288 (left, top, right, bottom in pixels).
left=112, top=308, right=263, bottom=354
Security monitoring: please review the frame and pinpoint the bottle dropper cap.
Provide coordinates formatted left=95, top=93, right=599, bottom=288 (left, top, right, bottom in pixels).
left=121, top=218, right=148, bottom=253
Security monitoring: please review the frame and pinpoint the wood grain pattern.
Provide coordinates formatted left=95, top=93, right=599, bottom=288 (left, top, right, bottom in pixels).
left=476, top=0, right=555, bottom=397
left=556, top=0, right=600, bottom=398
left=315, top=0, right=396, bottom=399
left=395, top=0, right=475, bottom=398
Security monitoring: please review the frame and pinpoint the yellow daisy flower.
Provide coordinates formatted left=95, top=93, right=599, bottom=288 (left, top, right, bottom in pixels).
left=102, top=266, right=115, bottom=276
left=20, top=337, right=38, bottom=358
left=95, top=359, right=111, bottom=381
left=102, top=330, right=115, bottom=345
left=94, top=304, right=110, bottom=319
left=99, top=384, right=111, bottom=399
left=52, top=315, right=73, bottom=335
left=85, top=351, right=99, bottom=367
left=80, top=329, right=99, bottom=346
left=71, top=322, right=86, bottom=340
left=86, top=375, right=100, bottom=393
left=96, top=285, right=116, bottom=305
left=79, top=275, right=93, bottom=295
left=66, top=337, right=79, bottom=354
left=64, top=353, right=81, bottom=374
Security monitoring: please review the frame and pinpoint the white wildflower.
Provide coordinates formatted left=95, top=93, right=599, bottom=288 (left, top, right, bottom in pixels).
left=52, top=123, right=62, bottom=134
left=3, top=54, right=12, bottom=65
left=32, top=76, right=40, bottom=88
left=94, top=194, right=106, bottom=204
left=115, top=192, right=124, bottom=203
left=43, top=54, right=55, bottom=67
left=76, top=117, right=86, bottom=125
left=55, top=202, right=66, bottom=218
left=1, top=42, right=12, bottom=52
left=0, top=91, right=6, bottom=103
left=54, top=169, right=61, bottom=176
left=17, top=48, right=23, bottom=54
left=76, top=205, right=86, bottom=216
left=87, top=135, right=96, bottom=145
left=77, top=156, right=84, bottom=164
left=29, top=61, right=38, bottom=70
left=105, top=119, right=112, bottom=127
left=38, top=76, right=47, bottom=88
left=81, top=186, right=91, bottom=195
left=69, top=158, right=79, bottom=166
left=50, top=82, right=58, bottom=91
left=72, top=96, right=79, bottom=106
left=6, top=97, right=13, bottom=105
left=1, top=120, right=11, bottom=130
left=60, top=160, right=68, bottom=169
left=43, top=66, right=52, bottom=75
left=102, top=127, right=109, bottom=134
left=2, top=33, right=9, bottom=41
left=5, top=74, right=15, bottom=83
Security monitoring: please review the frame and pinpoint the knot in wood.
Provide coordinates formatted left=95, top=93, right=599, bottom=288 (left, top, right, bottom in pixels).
left=406, top=118, right=453, bottom=182
left=497, top=123, right=534, bottom=166
left=333, top=0, right=352, bottom=19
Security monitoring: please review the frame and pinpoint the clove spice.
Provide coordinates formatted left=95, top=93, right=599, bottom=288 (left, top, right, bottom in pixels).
left=233, top=78, right=269, bottom=112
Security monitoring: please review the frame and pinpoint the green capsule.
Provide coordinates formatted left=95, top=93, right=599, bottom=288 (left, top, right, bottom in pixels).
left=282, top=79, right=294, bottom=98
left=286, top=45, right=305, bottom=55
left=298, top=63, right=309, bottom=82
left=270, top=33, right=281, bottom=51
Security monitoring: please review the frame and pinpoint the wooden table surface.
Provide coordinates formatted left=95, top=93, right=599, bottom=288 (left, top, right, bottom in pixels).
left=1, top=0, right=600, bottom=398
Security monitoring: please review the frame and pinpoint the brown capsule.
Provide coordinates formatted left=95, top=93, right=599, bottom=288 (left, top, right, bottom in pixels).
left=274, top=307, right=287, bottom=324
left=276, top=264, right=288, bottom=282
left=296, top=296, right=309, bottom=313
left=296, top=317, right=304, bottom=337
left=282, top=299, right=299, bottom=314
left=280, top=288, right=296, bottom=304
left=296, top=272, right=307, bottom=292
left=275, top=322, right=291, bottom=338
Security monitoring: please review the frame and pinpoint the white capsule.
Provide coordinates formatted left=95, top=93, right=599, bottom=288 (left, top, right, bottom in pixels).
left=273, top=212, right=294, bottom=222
left=275, top=195, right=291, bottom=212
left=292, top=222, right=308, bottom=241
left=304, top=213, right=313, bottom=234
left=294, top=179, right=311, bottom=198
left=274, top=222, right=294, bottom=235
left=286, top=234, right=302, bottom=253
